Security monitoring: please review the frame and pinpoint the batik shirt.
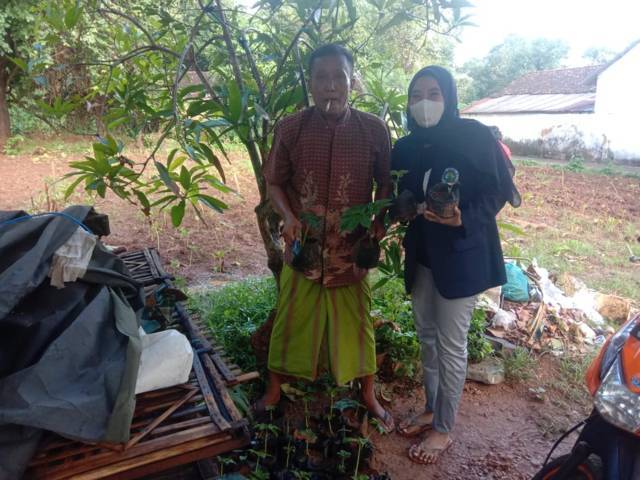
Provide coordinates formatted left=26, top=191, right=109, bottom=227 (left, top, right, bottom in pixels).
left=265, top=107, right=391, bottom=288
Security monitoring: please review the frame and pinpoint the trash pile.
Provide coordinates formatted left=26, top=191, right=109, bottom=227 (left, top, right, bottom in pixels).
left=476, top=259, right=635, bottom=356
left=0, top=206, right=193, bottom=479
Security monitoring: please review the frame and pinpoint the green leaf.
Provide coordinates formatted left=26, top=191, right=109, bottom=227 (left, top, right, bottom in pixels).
left=168, top=155, right=186, bottom=172
left=179, top=165, right=191, bottom=189
left=343, top=0, right=357, bottom=22
left=64, top=174, right=88, bottom=199
left=198, top=194, right=227, bottom=213
left=171, top=200, right=186, bottom=226
left=9, top=57, right=28, bottom=71
left=134, top=190, right=151, bottom=210
left=96, top=181, right=107, bottom=198
left=107, top=116, right=128, bottom=130
left=198, top=143, right=226, bottom=183
left=150, top=194, right=176, bottom=208
left=179, top=84, right=205, bottom=100
left=187, top=100, right=222, bottom=117
left=372, top=276, right=390, bottom=291
left=200, top=118, right=231, bottom=128
left=227, top=80, right=243, bottom=123
left=155, top=161, right=180, bottom=195
left=166, top=148, right=178, bottom=168
left=273, top=86, right=304, bottom=112
left=65, top=3, right=82, bottom=29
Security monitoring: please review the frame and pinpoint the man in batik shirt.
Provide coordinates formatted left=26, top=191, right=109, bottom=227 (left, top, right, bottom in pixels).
left=259, top=44, right=394, bottom=431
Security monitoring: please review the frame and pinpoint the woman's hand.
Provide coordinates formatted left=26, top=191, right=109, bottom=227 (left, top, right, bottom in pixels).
left=424, top=206, right=462, bottom=227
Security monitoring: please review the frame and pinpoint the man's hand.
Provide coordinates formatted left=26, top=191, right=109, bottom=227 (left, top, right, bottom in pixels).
left=424, top=206, right=462, bottom=227
left=372, top=217, right=387, bottom=241
left=281, top=214, right=302, bottom=246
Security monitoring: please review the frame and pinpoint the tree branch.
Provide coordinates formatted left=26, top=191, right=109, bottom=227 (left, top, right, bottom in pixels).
left=202, top=0, right=244, bottom=88
left=98, top=7, right=158, bottom=47
left=265, top=1, right=323, bottom=107
left=238, top=33, right=266, bottom=105
left=193, top=61, right=223, bottom=105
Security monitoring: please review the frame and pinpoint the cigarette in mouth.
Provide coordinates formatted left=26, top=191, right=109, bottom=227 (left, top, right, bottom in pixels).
left=325, top=100, right=331, bottom=112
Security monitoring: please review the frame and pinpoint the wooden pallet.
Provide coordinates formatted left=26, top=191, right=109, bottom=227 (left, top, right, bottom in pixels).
left=25, top=248, right=257, bottom=479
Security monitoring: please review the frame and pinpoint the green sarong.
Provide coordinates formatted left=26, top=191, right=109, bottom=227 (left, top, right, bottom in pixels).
left=268, top=265, right=376, bottom=385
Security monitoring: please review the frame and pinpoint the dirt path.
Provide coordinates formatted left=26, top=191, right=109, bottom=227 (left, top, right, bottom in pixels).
left=372, top=376, right=585, bottom=480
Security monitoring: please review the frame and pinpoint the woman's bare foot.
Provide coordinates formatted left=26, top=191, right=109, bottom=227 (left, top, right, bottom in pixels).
left=408, top=430, right=453, bottom=465
left=397, top=410, right=433, bottom=437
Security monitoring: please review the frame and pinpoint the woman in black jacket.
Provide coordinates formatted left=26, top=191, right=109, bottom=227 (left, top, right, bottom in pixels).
left=392, top=66, right=520, bottom=464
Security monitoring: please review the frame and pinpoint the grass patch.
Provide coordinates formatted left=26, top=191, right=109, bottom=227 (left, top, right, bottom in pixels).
left=503, top=347, right=537, bottom=383
left=468, top=309, right=494, bottom=363
left=189, top=277, right=278, bottom=372
left=556, top=352, right=596, bottom=404
left=189, top=275, right=495, bottom=384
left=512, top=156, right=541, bottom=167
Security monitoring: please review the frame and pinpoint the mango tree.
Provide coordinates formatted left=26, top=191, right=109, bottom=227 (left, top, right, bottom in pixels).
left=22, top=0, right=473, bottom=279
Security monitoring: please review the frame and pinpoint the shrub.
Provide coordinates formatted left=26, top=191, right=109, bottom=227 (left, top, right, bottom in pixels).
left=189, top=277, right=277, bottom=372
left=467, top=309, right=494, bottom=363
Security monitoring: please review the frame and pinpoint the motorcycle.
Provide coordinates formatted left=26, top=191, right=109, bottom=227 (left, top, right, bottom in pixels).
left=532, top=313, right=640, bottom=480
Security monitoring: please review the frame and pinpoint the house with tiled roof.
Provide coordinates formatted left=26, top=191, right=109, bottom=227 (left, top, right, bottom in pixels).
left=462, top=40, right=640, bottom=162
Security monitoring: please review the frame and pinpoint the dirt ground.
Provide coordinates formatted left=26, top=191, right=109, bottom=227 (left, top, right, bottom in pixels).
left=371, top=374, right=586, bottom=480
left=1, top=135, right=638, bottom=479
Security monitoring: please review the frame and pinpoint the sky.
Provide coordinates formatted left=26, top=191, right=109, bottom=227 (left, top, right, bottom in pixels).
left=453, top=0, right=640, bottom=66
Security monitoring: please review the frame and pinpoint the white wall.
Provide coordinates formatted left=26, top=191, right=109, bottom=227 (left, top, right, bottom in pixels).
left=594, top=43, right=640, bottom=160
left=463, top=113, right=599, bottom=144
left=462, top=44, right=640, bottom=161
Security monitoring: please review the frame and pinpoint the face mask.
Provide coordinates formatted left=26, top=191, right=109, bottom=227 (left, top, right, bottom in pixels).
left=409, top=99, right=444, bottom=128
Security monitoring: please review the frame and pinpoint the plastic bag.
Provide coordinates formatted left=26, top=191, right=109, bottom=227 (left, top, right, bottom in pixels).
left=48, top=227, right=97, bottom=288
left=502, top=262, right=529, bottom=302
left=135, top=329, right=194, bottom=394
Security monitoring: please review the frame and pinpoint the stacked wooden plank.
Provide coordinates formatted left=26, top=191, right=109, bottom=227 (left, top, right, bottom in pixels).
left=26, top=248, right=257, bottom=479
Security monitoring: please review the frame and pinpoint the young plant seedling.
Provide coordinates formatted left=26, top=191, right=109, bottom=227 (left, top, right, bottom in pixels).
left=217, top=455, right=236, bottom=475
left=291, top=211, right=322, bottom=271
left=345, top=436, right=372, bottom=480
left=337, top=449, right=352, bottom=474
left=340, top=199, right=392, bottom=269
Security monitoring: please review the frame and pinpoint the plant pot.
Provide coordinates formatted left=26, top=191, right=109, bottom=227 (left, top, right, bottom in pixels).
left=353, top=237, right=380, bottom=269
left=427, top=183, right=459, bottom=218
left=274, top=470, right=297, bottom=480
left=389, top=189, right=418, bottom=222
left=291, top=239, right=321, bottom=272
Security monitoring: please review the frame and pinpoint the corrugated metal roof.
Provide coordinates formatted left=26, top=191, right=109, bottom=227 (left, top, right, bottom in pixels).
left=496, top=66, right=601, bottom=96
left=462, top=93, right=595, bottom=114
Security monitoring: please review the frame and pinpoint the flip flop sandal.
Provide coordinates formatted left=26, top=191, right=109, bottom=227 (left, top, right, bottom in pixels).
left=397, top=418, right=433, bottom=438
left=374, top=409, right=395, bottom=434
left=408, top=438, right=453, bottom=465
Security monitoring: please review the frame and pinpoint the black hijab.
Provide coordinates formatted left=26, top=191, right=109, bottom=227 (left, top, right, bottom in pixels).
left=406, top=66, right=521, bottom=207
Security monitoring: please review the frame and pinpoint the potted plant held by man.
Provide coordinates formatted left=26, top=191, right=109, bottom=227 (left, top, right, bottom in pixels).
left=339, top=199, right=392, bottom=269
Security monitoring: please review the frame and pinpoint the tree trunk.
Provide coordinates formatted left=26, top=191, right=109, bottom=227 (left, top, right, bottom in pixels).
left=0, top=67, right=11, bottom=148
left=255, top=199, right=283, bottom=282
left=245, top=137, right=284, bottom=283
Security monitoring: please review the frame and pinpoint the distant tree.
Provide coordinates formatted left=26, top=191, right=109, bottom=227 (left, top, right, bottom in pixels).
left=0, top=1, right=40, bottom=146
left=461, top=35, right=569, bottom=103
left=582, top=46, right=616, bottom=65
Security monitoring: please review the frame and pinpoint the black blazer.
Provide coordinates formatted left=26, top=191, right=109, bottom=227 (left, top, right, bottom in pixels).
left=392, top=135, right=508, bottom=299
